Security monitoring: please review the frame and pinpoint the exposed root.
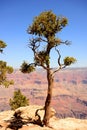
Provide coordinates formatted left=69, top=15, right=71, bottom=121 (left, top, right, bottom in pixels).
left=34, top=107, right=45, bottom=126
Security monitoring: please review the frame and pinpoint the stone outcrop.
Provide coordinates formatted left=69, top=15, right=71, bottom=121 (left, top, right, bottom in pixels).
left=0, top=105, right=87, bottom=130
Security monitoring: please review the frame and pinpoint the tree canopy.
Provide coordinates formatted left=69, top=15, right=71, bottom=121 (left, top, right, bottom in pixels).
left=21, top=11, right=76, bottom=73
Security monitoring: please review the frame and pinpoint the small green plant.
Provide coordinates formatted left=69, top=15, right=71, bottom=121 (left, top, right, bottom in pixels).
left=0, top=40, right=14, bottom=87
left=9, top=89, right=29, bottom=110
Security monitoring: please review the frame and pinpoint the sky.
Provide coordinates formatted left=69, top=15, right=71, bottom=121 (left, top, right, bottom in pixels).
left=0, top=0, right=87, bottom=68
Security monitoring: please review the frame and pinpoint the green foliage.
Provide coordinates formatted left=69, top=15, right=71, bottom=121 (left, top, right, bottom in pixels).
left=9, top=89, right=29, bottom=110
left=0, top=60, right=14, bottom=87
left=0, top=40, right=7, bottom=53
left=20, top=61, right=35, bottom=73
left=64, top=57, right=76, bottom=66
left=28, top=11, right=68, bottom=38
left=25, top=11, right=69, bottom=71
left=35, top=51, right=50, bottom=66
left=21, top=10, right=76, bottom=71
left=0, top=40, right=14, bottom=87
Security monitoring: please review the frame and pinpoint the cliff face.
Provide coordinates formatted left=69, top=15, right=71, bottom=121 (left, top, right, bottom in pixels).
left=0, top=68, right=87, bottom=119
left=52, top=95, right=87, bottom=119
left=0, top=105, right=87, bottom=130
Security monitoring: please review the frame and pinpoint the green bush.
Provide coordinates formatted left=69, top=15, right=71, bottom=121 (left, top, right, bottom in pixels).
left=9, top=89, right=29, bottom=110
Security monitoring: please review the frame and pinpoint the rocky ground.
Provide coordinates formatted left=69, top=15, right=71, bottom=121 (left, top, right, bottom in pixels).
left=0, top=105, right=87, bottom=130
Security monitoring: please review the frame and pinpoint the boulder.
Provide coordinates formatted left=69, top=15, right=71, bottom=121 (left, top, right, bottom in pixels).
left=15, top=105, right=56, bottom=121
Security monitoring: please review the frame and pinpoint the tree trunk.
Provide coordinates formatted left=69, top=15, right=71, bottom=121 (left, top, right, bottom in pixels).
left=43, top=69, right=54, bottom=126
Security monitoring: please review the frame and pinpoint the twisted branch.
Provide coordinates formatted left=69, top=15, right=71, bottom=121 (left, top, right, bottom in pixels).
left=28, top=37, right=49, bottom=70
left=52, top=47, right=66, bottom=75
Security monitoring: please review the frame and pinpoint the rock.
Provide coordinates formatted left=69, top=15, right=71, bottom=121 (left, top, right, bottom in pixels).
left=0, top=105, right=87, bottom=130
left=15, top=105, right=56, bottom=121
left=49, top=117, right=87, bottom=130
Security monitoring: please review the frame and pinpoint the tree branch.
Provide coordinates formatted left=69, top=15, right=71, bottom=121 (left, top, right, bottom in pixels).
left=29, top=38, right=40, bottom=51
left=51, top=47, right=66, bottom=75
left=28, top=37, right=49, bottom=70
left=61, top=40, right=71, bottom=45
left=35, top=53, right=49, bottom=70
left=52, top=65, right=66, bottom=75
left=39, top=37, right=48, bottom=43
left=55, top=47, right=61, bottom=66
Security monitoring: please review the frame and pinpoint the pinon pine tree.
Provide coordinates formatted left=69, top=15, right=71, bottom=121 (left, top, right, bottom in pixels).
left=20, top=11, right=76, bottom=126
left=0, top=40, right=14, bottom=87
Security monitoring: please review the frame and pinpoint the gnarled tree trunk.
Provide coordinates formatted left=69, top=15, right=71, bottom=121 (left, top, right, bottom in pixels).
left=43, top=69, right=54, bottom=126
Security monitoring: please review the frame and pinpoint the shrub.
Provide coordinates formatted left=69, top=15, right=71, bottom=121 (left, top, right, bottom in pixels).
left=9, top=89, right=29, bottom=110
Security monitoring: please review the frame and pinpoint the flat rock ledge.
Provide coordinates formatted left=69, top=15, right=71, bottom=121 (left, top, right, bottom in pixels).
left=0, top=105, right=87, bottom=130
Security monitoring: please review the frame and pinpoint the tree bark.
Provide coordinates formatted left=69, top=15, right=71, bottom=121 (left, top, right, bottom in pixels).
left=43, top=69, right=54, bottom=126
